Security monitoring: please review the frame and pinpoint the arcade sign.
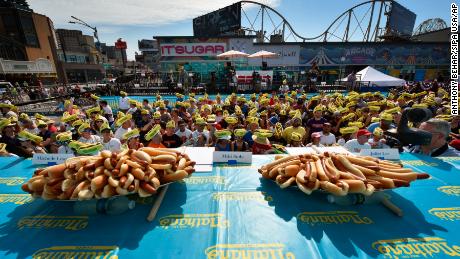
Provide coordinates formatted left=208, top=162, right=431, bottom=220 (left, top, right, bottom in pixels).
left=115, top=39, right=127, bottom=50
left=160, top=43, right=227, bottom=57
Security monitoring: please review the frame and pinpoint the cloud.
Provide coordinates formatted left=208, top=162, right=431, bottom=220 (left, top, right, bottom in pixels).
left=29, top=0, right=282, bottom=27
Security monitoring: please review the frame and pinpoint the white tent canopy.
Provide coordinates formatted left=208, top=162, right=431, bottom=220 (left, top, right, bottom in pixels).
left=340, top=66, right=405, bottom=87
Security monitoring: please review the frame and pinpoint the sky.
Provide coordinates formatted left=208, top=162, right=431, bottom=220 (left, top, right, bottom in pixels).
left=28, top=0, right=453, bottom=60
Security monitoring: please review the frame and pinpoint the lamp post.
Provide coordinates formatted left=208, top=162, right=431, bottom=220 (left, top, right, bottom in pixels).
left=68, top=16, right=101, bottom=51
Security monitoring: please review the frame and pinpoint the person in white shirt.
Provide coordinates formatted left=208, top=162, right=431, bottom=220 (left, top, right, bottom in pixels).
left=56, top=132, right=74, bottom=154
left=101, top=125, right=121, bottom=153
left=175, top=120, right=192, bottom=143
left=343, top=129, right=372, bottom=153
left=118, top=91, right=130, bottom=112
left=78, top=124, right=102, bottom=144
left=319, top=123, right=336, bottom=146
left=114, top=119, right=132, bottom=142
left=368, top=127, right=390, bottom=149
left=100, top=100, right=114, bottom=124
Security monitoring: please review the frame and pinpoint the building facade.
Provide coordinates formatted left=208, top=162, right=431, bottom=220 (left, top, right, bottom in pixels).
left=55, top=29, right=105, bottom=83
left=0, top=0, right=58, bottom=84
left=136, top=39, right=159, bottom=71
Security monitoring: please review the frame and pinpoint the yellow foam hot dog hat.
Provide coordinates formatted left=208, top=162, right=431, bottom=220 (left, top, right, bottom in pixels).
left=91, top=94, right=100, bottom=100
left=195, top=117, right=207, bottom=125
left=369, top=106, right=380, bottom=112
left=214, top=129, right=232, bottom=140
left=0, top=119, right=13, bottom=131
left=61, top=113, right=78, bottom=123
left=145, top=124, right=161, bottom=141
left=18, top=130, right=43, bottom=143
left=339, top=126, right=359, bottom=135
left=77, top=143, right=103, bottom=155
left=56, top=131, right=73, bottom=142
left=234, top=129, right=247, bottom=137
left=290, top=132, right=302, bottom=142
left=115, top=114, right=132, bottom=127
left=99, top=122, right=111, bottom=132
left=86, top=106, right=101, bottom=116
left=246, top=116, right=259, bottom=125
left=78, top=122, right=91, bottom=134
left=274, top=122, right=283, bottom=138
left=348, top=121, right=364, bottom=128
left=225, top=116, right=238, bottom=125
left=253, top=129, right=273, bottom=138
left=373, top=127, right=384, bottom=137
left=122, top=128, right=140, bottom=140
left=379, top=113, right=393, bottom=121
left=166, top=120, right=175, bottom=128
left=0, top=143, right=6, bottom=153
left=385, top=107, right=401, bottom=114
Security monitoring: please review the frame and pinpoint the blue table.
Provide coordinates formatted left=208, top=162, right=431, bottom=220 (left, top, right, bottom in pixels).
left=0, top=153, right=459, bottom=258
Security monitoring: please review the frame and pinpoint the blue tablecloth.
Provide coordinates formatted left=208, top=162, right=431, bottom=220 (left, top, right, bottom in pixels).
left=0, top=153, right=459, bottom=259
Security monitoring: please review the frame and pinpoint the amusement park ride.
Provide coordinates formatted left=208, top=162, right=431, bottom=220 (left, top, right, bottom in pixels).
left=192, top=0, right=447, bottom=43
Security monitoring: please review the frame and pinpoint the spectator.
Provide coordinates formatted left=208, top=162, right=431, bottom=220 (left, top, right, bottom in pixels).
left=343, top=129, right=372, bottom=153
left=319, top=122, right=336, bottom=146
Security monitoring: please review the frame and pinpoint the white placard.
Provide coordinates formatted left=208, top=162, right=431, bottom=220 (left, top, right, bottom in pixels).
left=32, top=153, right=74, bottom=165
left=213, top=151, right=252, bottom=164
left=360, top=149, right=400, bottom=160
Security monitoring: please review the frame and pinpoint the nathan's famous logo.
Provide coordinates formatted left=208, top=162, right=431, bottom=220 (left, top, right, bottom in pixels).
left=212, top=192, right=273, bottom=202
left=205, top=243, right=295, bottom=259
left=0, top=177, right=26, bottom=186
left=438, top=186, right=460, bottom=196
left=32, top=246, right=119, bottom=259
left=372, top=237, right=460, bottom=259
left=180, top=176, right=226, bottom=185
left=18, top=215, right=89, bottom=231
left=0, top=194, right=33, bottom=205
left=429, top=207, right=460, bottom=221
left=401, top=160, right=438, bottom=167
left=159, top=213, right=229, bottom=229
left=297, top=211, right=373, bottom=226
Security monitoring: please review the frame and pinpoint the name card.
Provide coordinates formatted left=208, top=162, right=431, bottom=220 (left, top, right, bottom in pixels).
left=360, top=149, right=400, bottom=160
left=32, top=153, right=74, bottom=165
left=213, top=151, right=252, bottom=164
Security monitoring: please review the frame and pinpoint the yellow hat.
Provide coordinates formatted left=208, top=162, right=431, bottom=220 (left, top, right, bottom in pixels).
left=195, top=117, right=207, bottom=125
left=369, top=106, right=380, bottom=112
left=341, top=113, right=356, bottom=121
left=348, top=121, right=364, bottom=128
left=310, top=95, right=321, bottom=101
left=123, top=128, right=140, bottom=140
left=19, top=113, right=30, bottom=121
left=0, top=118, right=14, bottom=130
left=18, top=130, right=43, bottom=143
left=120, top=91, right=127, bottom=97
left=223, top=110, right=229, bottom=118
left=91, top=94, right=100, bottom=100
left=313, top=105, right=324, bottom=112
left=0, top=143, right=6, bottom=152
left=253, top=129, right=273, bottom=139
left=0, top=103, right=14, bottom=108
left=373, top=127, right=384, bottom=137
left=293, top=110, right=302, bottom=121
left=71, top=119, right=84, bottom=128
left=98, top=120, right=111, bottom=131
left=115, top=114, right=132, bottom=127
left=385, top=107, right=401, bottom=114
left=247, top=116, right=259, bottom=125
left=371, top=117, right=381, bottom=123
left=346, top=101, right=357, bottom=108
left=129, top=99, right=138, bottom=105
left=235, top=105, right=242, bottom=115
left=234, top=129, right=247, bottom=137
left=260, top=98, right=269, bottom=105
left=207, top=114, right=216, bottom=123
left=412, top=103, right=428, bottom=109
left=37, top=120, right=47, bottom=128
left=61, top=113, right=78, bottom=123
left=86, top=106, right=101, bottom=116
left=141, top=109, right=150, bottom=115
left=56, top=131, right=73, bottom=142
left=291, top=132, right=302, bottom=142
left=145, top=124, right=161, bottom=141
left=153, top=111, right=161, bottom=119
left=64, top=100, right=72, bottom=108
left=166, top=120, right=175, bottom=128
left=340, top=126, right=359, bottom=135
left=34, top=113, right=48, bottom=121
left=260, top=110, right=268, bottom=116
left=76, top=143, right=103, bottom=155
left=386, top=101, right=396, bottom=108
left=214, top=129, right=232, bottom=140
left=279, top=109, right=287, bottom=116
left=380, top=113, right=393, bottom=121
left=225, top=116, right=238, bottom=124
left=248, top=108, right=257, bottom=117
left=78, top=122, right=91, bottom=134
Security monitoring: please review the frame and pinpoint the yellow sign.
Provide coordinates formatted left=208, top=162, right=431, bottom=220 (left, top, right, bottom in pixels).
left=212, top=192, right=273, bottom=202
left=0, top=194, right=33, bottom=205
left=429, top=207, right=460, bottom=221
left=0, top=177, right=26, bottom=186
left=297, top=211, right=373, bottom=226
left=372, top=237, right=460, bottom=258
left=17, top=215, right=89, bottom=231
left=180, top=176, right=226, bottom=185
left=205, top=243, right=295, bottom=259
left=32, top=246, right=119, bottom=259
left=159, top=213, right=229, bottom=229
left=438, top=186, right=460, bottom=196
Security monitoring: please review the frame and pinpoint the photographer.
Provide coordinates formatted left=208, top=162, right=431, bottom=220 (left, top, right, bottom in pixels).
left=407, top=119, right=459, bottom=157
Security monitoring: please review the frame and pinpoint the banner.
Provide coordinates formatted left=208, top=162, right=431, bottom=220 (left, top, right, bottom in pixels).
left=160, top=43, right=227, bottom=57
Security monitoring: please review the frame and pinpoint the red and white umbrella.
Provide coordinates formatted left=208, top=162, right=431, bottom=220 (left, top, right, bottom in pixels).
left=248, top=50, right=278, bottom=59
left=217, top=50, right=249, bottom=59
